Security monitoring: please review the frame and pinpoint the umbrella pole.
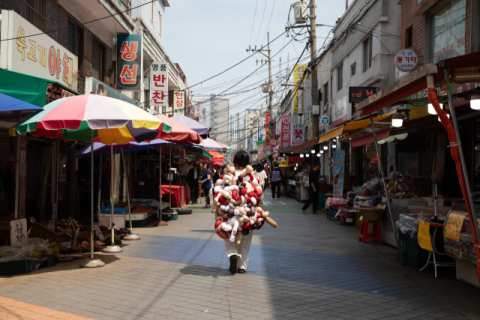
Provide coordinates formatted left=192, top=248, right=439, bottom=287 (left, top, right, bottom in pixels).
left=103, top=144, right=123, bottom=253
left=169, top=146, right=172, bottom=209
left=97, top=156, right=102, bottom=219
left=179, top=145, right=182, bottom=209
left=122, top=148, right=140, bottom=241
left=80, top=130, right=105, bottom=268
left=159, top=148, right=162, bottom=221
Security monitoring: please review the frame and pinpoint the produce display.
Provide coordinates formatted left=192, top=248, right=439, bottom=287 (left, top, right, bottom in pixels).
left=211, top=165, right=277, bottom=244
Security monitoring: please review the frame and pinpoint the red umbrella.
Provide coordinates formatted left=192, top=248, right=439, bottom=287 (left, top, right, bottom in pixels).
left=155, top=114, right=203, bottom=144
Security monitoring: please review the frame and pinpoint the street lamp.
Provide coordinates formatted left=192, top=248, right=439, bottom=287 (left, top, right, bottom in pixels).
left=392, top=113, right=403, bottom=127
left=306, top=154, right=310, bottom=157
left=317, top=153, right=320, bottom=157
left=323, top=145, right=328, bottom=150
left=320, top=150, right=324, bottom=154
left=470, top=94, right=480, bottom=110
left=311, top=150, right=315, bottom=153
left=300, top=154, right=304, bottom=158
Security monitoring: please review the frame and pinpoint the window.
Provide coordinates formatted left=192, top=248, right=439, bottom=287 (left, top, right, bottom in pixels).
left=350, top=62, right=356, bottom=77
left=118, top=0, right=131, bottom=16
left=158, top=12, right=163, bottom=35
left=323, top=83, right=328, bottom=105
left=92, top=39, right=104, bottom=81
left=67, top=20, right=83, bottom=60
left=27, top=0, right=46, bottom=31
left=337, top=64, right=343, bottom=92
left=363, top=37, right=373, bottom=71
left=405, top=26, right=413, bottom=48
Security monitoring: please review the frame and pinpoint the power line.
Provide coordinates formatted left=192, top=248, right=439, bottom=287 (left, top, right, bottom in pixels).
left=254, top=0, right=269, bottom=46
left=248, top=0, right=260, bottom=44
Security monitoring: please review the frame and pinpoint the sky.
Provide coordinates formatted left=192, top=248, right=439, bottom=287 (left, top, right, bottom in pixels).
left=165, top=0, right=346, bottom=134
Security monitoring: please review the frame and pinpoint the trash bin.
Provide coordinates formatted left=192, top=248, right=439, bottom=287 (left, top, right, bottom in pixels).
left=318, top=192, right=326, bottom=211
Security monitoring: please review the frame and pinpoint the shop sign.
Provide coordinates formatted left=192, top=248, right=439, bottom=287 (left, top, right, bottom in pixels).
left=0, top=10, right=78, bottom=91
left=85, top=77, right=140, bottom=107
left=265, top=112, right=272, bottom=153
left=349, top=87, right=378, bottom=104
left=320, top=116, right=330, bottom=125
left=394, top=49, right=418, bottom=72
left=444, top=211, right=467, bottom=241
left=194, top=100, right=202, bottom=117
left=333, top=150, right=345, bottom=198
left=293, top=64, right=307, bottom=114
left=417, top=220, right=433, bottom=252
left=257, top=117, right=265, bottom=145
left=292, top=123, right=304, bottom=146
left=150, top=61, right=168, bottom=109
left=304, top=77, right=312, bottom=114
left=173, top=91, right=185, bottom=115
left=306, top=122, right=313, bottom=141
left=332, top=95, right=348, bottom=126
left=10, top=219, right=27, bottom=246
left=280, top=115, right=291, bottom=149
left=252, top=133, right=258, bottom=150
left=251, top=154, right=258, bottom=161
left=116, top=34, right=142, bottom=91
left=259, top=144, right=264, bottom=159
left=431, top=0, right=465, bottom=63
left=366, top=146, right=376, bottom=159
left=46, top=83, right=75, bottom=104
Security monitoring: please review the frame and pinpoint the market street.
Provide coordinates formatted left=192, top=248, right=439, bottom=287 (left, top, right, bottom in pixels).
left=1, top=192, right=479, bottom=320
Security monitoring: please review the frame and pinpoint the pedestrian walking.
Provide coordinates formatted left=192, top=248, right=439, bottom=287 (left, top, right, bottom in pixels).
left=187, top=163, right=200, bottom=204
left=225, top=150, right=253, bottom=274
left=200, top=164, right=212, bottom=208
left=302, top=162, right=321, bottom=214
left=270, top=161, right=283, bottom=200
left=253, top=163, right=268, bottom=192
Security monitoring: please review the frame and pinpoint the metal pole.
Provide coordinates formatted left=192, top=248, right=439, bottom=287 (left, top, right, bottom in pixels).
left=97, top=156, right=102, bottom=217
left=369, top=115, right=399, bottom=250
left=179, top=144, right=182, bottom=209
left=110, top=144, right=114, bottom=246
left=268, top=32, right=274, bottom=142
left=90, top=131, right=95, bottom=260
left=310, top=0, right=319, bottom=138
left=159, top=148, right=162, bottom=221
left=443, top=69, right=480, bottom=252
left=14, top=112, right=21, bottom=219
left=121, top=149, right=133, bottom=232
left=169, top=146, right=172, bottom=209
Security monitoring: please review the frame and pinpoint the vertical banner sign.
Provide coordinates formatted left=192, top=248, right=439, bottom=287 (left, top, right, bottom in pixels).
left=265, top=112, right=271, bottom=153
left=259, top=144, right=264, bottom=160
left=291, top=123, right=305, bottom=146
left=173, top=91, right=185, bottom=115
left=281, top=115, right=291, bottom=148
left=304, top=77, right=312, bottom=114
left=194, top=100, right=202, bottom=117
left=333, top=150, right=345, bottom=198
left=116, top=34, right=142, bottom=90
left=253, top=130, right=258, bottom=150
left=293, top=64, right=307, bottom=114
left=257, top=117, right=265, bottom=145
left=150, top=61, right=168, bottom=110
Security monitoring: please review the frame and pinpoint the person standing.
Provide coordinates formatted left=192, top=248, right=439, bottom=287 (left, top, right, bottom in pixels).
left=270, top=161, right=283, bottom=201
left=253, top=163, right=268, bottom=192
left=200, top=163, right=212, bottom=208
left=302, top=162, right=321, bottom=214
left=224, top=150, right=253, bottom=274
left=213, top=165, right=223, bottom=185
left=187, top=164, right=200, bottom=204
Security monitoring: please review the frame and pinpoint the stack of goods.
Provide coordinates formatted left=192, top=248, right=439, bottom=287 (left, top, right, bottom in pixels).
left=211, top=166, right=277, bottom=244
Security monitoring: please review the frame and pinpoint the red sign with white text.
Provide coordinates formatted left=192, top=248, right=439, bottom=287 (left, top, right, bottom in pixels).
left=280, top=115, right=291, bottom=149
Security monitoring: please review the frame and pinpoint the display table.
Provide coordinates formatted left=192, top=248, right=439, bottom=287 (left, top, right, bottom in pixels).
left=160, top=185, right=190, bottom=207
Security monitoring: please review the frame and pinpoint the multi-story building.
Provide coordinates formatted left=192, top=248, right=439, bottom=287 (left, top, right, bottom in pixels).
left=195, top=95, right=229, bottom=145
left=229, top=113, right=240, bottom=150
left=244, top=108, right=261, bottom=150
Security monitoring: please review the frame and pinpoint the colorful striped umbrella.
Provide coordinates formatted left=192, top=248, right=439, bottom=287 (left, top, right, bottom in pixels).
left=16, top=94, right=171, bottom=144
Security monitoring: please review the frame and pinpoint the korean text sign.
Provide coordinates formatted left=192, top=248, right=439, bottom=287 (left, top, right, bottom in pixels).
left=150, top=61, right=168, bottom=109
left=265, top=112, right=271, bottom=153
left=0, top=10, right=78, bottom=91
left=173, top=91, right=185, bottom=115
left=281, top=115, right=291, bottom=148
left=293, top=64, right=307, bottom=114
left=194, top=100, right=202, bottom=117
left=333, top=150, right=345, bottom=198
left=117, top=34, right=142, bottom=90
left=291, top=123, right=304, bottom=146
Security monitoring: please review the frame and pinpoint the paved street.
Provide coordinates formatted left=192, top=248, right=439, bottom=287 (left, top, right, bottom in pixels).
left=1, top=192, right=479, bottom=320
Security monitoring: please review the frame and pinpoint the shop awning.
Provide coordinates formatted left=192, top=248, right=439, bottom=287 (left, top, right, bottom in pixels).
left=290, top=138, right=318, bottom=152
left=319, top=111, right=397, bottom=143
left=351, top=129, right=391, bottom=148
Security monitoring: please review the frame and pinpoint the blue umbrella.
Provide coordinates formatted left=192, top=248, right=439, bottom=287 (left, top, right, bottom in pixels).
left=0, top=93, right=42, bottom=112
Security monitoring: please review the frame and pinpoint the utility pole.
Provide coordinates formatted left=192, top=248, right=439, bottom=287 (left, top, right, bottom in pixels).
left=310, top=0, right=319, bottom=138
left=246, top=32, right=274, bottom=140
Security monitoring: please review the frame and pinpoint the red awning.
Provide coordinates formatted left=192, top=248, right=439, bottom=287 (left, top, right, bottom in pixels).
left=351, top=129, right=391, bottom=148
left=290, top=138, right=318, bottom=152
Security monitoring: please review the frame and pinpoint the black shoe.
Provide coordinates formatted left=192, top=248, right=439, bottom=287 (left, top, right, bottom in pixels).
left=238, top=268, right=246, bottom=273
left=229, top=255, right=238, bottom=274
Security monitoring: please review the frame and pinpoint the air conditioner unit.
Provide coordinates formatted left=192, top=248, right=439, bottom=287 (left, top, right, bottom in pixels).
left=294, top=1, right=309, bottom=24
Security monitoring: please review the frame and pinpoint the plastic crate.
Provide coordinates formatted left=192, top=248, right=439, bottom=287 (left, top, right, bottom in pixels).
left=398, top=231, right=430, bottom=270
left=407, top=250, right=430, bottom=270
left=0, top=259, right=35, bottom=276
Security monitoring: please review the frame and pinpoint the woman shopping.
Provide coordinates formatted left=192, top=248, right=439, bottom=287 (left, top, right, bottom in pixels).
left=200, top=163, right=212, bottom=208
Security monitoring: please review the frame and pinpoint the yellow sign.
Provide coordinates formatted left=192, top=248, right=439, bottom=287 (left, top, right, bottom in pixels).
left=409, top=106, right=429, bottom=120
left=417, top=219, right=433, bottom=252
left=293, top=64, right=307, bottom=114
left=444, top=211, right=467, bottom=241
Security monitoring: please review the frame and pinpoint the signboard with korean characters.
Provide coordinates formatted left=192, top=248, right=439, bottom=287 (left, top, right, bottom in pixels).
left=194, top=100, right=202, bottom=117
left=0, top=10, right=78, bottom=91
left=291, top=123, right=305, bottom=146
left=265, top=112, right=272, bottom=153
left=173, top=91, right=185, bottom=115
left=394, top=48, right=418, bottom=72
left=280, top=115, right=291, bottom=148
left=293, top=64, right=307, bottom=114
left=116, top=34, right=142, bottom=90
left=150, top=61, right=168, bottom=109
left=304, top=78, right=312, bottom=114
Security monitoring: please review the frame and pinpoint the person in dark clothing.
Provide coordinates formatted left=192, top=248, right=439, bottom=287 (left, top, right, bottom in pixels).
left=302, top=162, right=321, bottom=214
left=187, top=164, right=200, bottom=204
left=213, top=165, right=224, bottom=185
left=200, top=164, right=212, bottom=208
left=270, top=161, right=284, bottom=200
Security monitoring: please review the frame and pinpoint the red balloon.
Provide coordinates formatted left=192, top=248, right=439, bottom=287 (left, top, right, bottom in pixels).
left=214, top=219, right=229, bottom=239
left=242, top=221, right=251, bottom=229
left=256, top=219, right=266, bottom=230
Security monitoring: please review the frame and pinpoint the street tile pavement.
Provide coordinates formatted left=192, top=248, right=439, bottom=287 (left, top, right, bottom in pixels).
left=0, top=191, right=478, bottom=319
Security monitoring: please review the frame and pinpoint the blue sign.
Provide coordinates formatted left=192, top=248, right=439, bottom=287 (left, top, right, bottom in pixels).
left=321, top=116, right=330, bottom=125
left=333, top=150, right=345, bottom=198
left=116, top=34, right=142, bottom=91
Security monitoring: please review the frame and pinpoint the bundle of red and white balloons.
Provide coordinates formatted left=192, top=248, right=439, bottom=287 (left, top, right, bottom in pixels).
left=212, top=165, right=277, bottom=245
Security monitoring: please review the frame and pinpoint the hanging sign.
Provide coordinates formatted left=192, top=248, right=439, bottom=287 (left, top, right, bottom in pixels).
left=320, top=116, right=330, bottom=125
left=333, top=150, right=345, bottom=198
left=291, top=123, right=304, bottom=146
left=150, top=61, right=168, bottom=109
left=293, top=64, right=307, bottom=114
left=194, top=100, right=202, bottom=117
left=116, top=34, right=142, bottom=90
left=304, top=78, right=312, bottom=114
left=265, top=112, right=272, bottom=153
left=417, top=220, right=433, bottom=252
left=394, top=48, right=418, bottom=72
left=349, top=87, right=378, bottom=104
left=173, top=91, right=185, bottom=115
left=444, top=211, right=467, bottom=241
left=280, top=115, right=291, bottom=148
